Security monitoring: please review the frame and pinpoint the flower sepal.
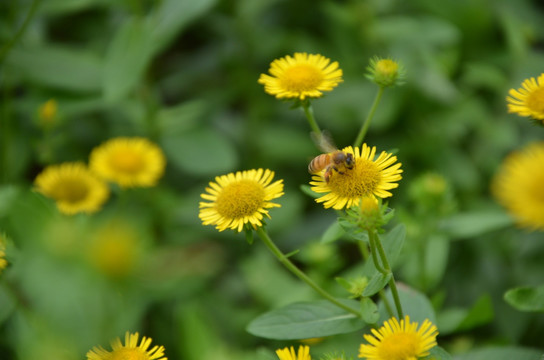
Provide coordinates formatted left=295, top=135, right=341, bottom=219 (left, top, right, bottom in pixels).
left=341, top=197, right=395, bottom=234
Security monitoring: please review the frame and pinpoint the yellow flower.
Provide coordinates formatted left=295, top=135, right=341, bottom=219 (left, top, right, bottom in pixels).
left=88, top=220, right=141, bottom=278
left=38, top=99, right=58, bottom=128
left=199, top=169, right=284, bottom=232
left=90, top=137, right=166, bottom=188
left=87, top=332, right=166, bottom=360
left=492, top=142, right=544, bottom=231
left=506, top=73, right=544, bottom=122
left=258, top=53, right=343, bottom=100
left=276, top=345, right=311, bottom=360
left=310, top=145, right=402, bottom=210
left=34, top=162, right=110, bottom=215
left=359, top=316, right=438, bottom=360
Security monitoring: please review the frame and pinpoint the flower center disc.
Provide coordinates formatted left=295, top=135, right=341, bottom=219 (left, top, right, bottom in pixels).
left=527, top=88, right=544, bottom=113
left=378, top=333, right=419, bottom=360
left=215, top=180, right=265, bottom=219
left=110, top=151, right=143, bottom=174
left=111, top=348, right=149, bottom=360
left=281, top=65, right=323, bottom=92
left=327, top=159, right=380, bottom=197
left=54, top=179, right=89, bottom=203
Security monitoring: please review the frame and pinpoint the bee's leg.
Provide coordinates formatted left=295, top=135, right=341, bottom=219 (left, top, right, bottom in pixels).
left=333, top=166, right=345, bottom=175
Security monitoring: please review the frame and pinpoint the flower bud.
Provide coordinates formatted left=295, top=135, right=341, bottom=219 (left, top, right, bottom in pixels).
left=366, top=57, right=405, bottom=88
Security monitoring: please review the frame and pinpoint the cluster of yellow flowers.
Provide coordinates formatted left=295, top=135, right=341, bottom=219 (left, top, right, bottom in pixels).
left=86, top=315, right=438, bottom=360
left=200, top=53, right=403, bottom=233
left=34, top=137, right=166, bottom=215
left=197, top=53, right=438, bottom=360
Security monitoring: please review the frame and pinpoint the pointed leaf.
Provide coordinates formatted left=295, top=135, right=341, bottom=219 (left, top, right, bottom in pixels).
left=103, top=18, right=154, bottom=100
left=421, top=346, right=452, bottom=360
left=321, top=220, right=345, bottom=244
left=378, top=285, right=436, bottom=325
left=247, top=300, right=365, bottom=340
left=362, top=272, right=392, bottom=297
left=453, top=347, right=542, bottom=360
left=504, top=285, right=544, bottom=312
left=439, top=210, right=512, bottom=240
left=360, top=297, right=379, bottom=324
left=5, top=46, right=102, bottom=92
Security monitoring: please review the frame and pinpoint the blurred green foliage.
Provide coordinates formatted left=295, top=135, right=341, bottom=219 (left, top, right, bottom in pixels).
left=1, top=0, right=544, bottom=359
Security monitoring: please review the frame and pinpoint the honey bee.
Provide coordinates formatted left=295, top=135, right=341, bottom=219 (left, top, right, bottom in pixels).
left=308, top=131, right=354, bottom=183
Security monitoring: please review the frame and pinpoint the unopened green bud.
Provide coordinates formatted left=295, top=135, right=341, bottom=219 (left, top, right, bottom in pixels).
left=366, top=57, right=405, bottom=88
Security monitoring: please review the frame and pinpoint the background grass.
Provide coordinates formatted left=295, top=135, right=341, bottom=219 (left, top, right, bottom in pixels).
left=1, top=0, right=544, bottom=359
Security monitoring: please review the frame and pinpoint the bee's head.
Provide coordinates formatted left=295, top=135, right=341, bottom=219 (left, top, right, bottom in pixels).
left=345, top=153, right=355, bottom=169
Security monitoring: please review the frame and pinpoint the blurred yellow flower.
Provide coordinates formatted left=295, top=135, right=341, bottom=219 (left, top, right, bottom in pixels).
left=88, top=220, right=141, bottom=278
left=506, top=73, right=544, bottom=122
left=199, top=169, right=284, bottom=232
left=492, top=142, right=544, bottom=231
left=276, top=345, right=311, bottom=360
left=359, top=316, right=438, bottom=360
left=90, top=137, right=166, bottom=188
left=34, top=162, right=110, bottom=215
left=310, top=145, right=402, bottom=210
left=38, top=98, right=58, bottom=127
left=87, top=332, right=166, bottom=360
left=258, top=53, right=343, bottom=100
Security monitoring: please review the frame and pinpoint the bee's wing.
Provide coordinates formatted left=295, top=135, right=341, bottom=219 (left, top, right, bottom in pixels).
left=311, top=130, right=337, bottom=153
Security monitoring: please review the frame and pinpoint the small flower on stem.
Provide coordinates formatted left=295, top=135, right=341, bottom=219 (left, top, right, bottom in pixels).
left=199, top=169, right=284, bottom=233
left=310, top=145, right=402, bottom=210
left=366, top=57, right=405, bottom=88
left=259, top=53, right=343, bottom=101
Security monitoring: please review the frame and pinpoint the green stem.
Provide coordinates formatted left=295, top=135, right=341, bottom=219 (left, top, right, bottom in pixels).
left=256, top=227, right=362, bottom=317
left=0, top=0, right=41, bottom=64
left=368, top=231, right=387, bottom=275
left=301, top=101, right=322, bottom=138
left=353, top=86, right=385, bottom=148
left=369, top=229, right=404, bottom=319
left=357, top=241, right=394, bottom=317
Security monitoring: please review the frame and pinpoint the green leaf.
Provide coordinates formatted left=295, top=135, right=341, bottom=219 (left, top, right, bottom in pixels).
left=321, top=220, right=345, bottom=244
left=379, top=285, right=436, bottom=325
left=103, top=0, right=217, bottom=101
left=504, top=285, right=544, bottom=312
left=148, top=0, right=218, bottom=54
left=360, top=297, right=379, bottom=324
left=421, top=346, right=452, bottom=360
left=156, top=100, right=207, bottom=136
left=437, top=294, right=494, bottom=335
left=439, top=210, right=512, bottom=239
left=362, top=272, right=392, bottom=297
left=246, top=299, right=365, bottom=340
left=5, top=46, right=102, bottom=92
left=453, top=347, right=543, bottom=360
left=103, top=18, right=154, bottom=101
left=338, top=218, right=368, bottom=242
left=161, top=129, right=238, bottom=176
